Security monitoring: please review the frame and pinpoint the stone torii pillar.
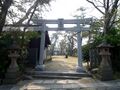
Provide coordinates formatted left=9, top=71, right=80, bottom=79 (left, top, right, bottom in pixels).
left=76, top=19, right=85, bottom=72
left=35, top=20, right=46, bottom=71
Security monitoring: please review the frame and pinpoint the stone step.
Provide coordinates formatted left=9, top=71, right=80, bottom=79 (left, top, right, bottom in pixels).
left=11, top=83, right=88, bottom=90
left=32, top=74, right=82, bottom=79
left=25, top=71, right=91, bottom=79
left=26, top=71, right=91, bottom=77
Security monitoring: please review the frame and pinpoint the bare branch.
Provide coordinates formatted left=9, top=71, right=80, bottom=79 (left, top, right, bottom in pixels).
left=86, top=0, right=105, bottom=14
left=109, top=12, right=117, bottom=29
left=103, top=0, right=106, bottom=8
left=15, top=0, right=38, bottom=25
left=111, top=0, right=119, bottom=14
left=108, top=0, right=119, bottom=29
left=96, top=0, right=104, bottom=5
left=106, top=0, right=110, bottom=11
left=21, top=2, right=38, bottom=47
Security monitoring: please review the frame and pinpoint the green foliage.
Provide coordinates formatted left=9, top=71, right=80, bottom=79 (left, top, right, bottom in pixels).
left=91, top=19, right=103, bottom=31
left=82, top=44, right=89, bottom=62
left=18, top=31, right=40, bottom=71
left=0, top=31, right=40, bottom=76
left=91, top=28, right=120, bottom=47
left=24, top=31, right=40, bottom=44
left=91, top=35, right=103, bottom=48
left=91, top=27, right=120, bottom=72
left=106, top=28, right=120, bottom=46
left=0, top=32, right=12, bottom=75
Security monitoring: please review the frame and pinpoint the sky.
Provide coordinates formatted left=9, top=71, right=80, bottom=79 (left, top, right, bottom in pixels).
left=43, top=0, right=102, bottom=19
left=41, top=0, right=103, bottom=45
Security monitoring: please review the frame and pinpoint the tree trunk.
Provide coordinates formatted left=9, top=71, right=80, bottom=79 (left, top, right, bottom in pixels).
left=0, top=0, right=13, bottom=34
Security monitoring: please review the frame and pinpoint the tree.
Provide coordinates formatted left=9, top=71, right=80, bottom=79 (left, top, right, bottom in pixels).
left=4, top=0, right=52, bottom=48
left=86, top=0, right=120, bottom=35
left=86, top=1, right=120, bottom=77
left=8, top=0, right=51, bottom=25
left=0, top=0, right=52, bottom=75
left=66, top=32, right=75, bottom=56
left=0, top=0, right=13, bottom=33
left=59, top=39, right=66, bottom=55
left=50, top=32, right=59, bottom=55
left=0, top=0, right=52, bottom=34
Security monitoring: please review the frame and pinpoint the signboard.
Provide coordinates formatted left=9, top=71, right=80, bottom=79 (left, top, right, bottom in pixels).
left=58, top=19, right=64, bottom=30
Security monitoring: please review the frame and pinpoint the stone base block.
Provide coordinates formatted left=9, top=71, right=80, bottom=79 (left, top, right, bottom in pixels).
left=98, top=69, right=113, bottom=81
left=98, top=62, right=113, bottom=81
left=5, top=72, right=20, bottom=79
left=35, top=65, right=45, bottom=71
left=76, top=66, right=86, bottom=73
left=3, top=78, right=20, bottom=84
left=3, top=71, right=22, bottom=84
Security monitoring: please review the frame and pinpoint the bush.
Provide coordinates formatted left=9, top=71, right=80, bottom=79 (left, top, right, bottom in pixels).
left=0, top=32, right=12, bottom=78
left=82, top=44, right=89, bottom=62
left=91, top=28, right=120, bottom=72
left=0, top=31, right=40, bottom=77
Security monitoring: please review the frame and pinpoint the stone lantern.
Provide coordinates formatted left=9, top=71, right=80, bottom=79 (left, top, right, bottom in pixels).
left=97, top=42, right=113, bottom=81
left=4, top=41, right=21, bottom=84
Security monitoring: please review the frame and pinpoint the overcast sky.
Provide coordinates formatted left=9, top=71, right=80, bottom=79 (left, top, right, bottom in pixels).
left=43, top=0, right=103, bottom=45
left=43, top=0, right=102, bottom=19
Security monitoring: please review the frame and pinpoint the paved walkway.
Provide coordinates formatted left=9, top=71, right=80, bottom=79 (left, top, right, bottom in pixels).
left=0, top=56, right=120, bottom=90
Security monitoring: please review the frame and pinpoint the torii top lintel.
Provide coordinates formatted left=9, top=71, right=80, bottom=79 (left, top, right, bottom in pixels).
left=34, top=18, right=92, bottom=25
left=4, top=18, right=92, bottom=32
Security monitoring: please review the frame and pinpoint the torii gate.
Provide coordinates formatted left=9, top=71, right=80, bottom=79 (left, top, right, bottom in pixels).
left=5, top=18, right=92, bottom=72
left=34, top=18, right=92, bottom=72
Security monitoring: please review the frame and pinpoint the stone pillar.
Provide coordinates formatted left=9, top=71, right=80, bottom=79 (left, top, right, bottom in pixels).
left=76, top=20, right=85, bottom=72
left=97, top=42, right=113, bottom=81
left=44, top=48, right=47, bottom=60
left=35, top=20, right=46, bottom=71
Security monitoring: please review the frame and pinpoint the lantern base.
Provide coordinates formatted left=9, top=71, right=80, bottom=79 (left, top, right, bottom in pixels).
left=98, top=59, right=113, bottom=81
left=3, top=71, right=21, bottom=84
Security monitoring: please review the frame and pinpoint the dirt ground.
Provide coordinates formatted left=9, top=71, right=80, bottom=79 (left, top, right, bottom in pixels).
left=45, top=55, right=78, bottom=72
